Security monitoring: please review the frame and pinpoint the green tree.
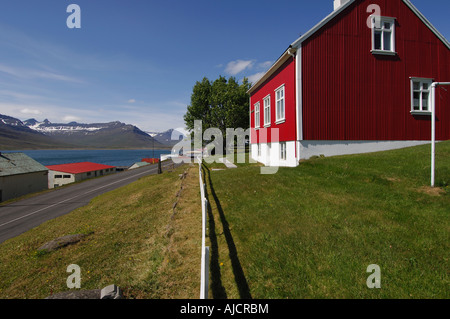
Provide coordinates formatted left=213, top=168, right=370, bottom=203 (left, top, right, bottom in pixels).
left=183, top=77, right=212, bottom=133
left=184, top=76, right=251, bottom=142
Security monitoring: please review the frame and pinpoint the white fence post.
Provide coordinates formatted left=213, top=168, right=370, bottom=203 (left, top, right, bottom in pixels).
left=198, top=156, right=209, bottom=299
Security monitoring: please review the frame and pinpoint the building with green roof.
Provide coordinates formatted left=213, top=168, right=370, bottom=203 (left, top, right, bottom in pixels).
left=0, top=152, right=48, bottom=202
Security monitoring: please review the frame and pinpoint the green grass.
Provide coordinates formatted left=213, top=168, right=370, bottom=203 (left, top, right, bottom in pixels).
left=0, top=164, right=202, bottom=299
left=203, top=142, right=450, bottom=299
left=1, top=142, right=448, bottom=299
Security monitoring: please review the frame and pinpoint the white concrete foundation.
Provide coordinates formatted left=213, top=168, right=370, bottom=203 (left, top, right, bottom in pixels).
left=251, top=140, right=433, bottom=167
left=299, top=140, right=431, bottom=160
left=251, top=141, right=297, bottom=167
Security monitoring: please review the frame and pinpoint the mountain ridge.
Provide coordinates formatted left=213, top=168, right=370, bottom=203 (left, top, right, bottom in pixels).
left=0, top=114, right=175, bottom=150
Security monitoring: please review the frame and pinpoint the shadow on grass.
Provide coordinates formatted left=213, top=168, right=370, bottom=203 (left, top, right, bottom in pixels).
left=203, top=165, right=252, bottom=299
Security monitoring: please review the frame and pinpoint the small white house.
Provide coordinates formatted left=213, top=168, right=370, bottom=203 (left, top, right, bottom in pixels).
left=46, top=162, right=116, bottom=189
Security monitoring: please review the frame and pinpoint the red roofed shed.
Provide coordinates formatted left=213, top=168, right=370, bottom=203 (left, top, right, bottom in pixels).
left=141, top=158, right=159, bottom=164
left=46, top=162, right=116, bottom=189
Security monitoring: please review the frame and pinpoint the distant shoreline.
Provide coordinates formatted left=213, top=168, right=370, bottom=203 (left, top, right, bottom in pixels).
left=1, top=149, right=175, bottom=167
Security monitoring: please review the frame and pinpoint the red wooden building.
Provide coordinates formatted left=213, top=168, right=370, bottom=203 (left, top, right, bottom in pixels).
left=249, top=0, right=450, bottom=167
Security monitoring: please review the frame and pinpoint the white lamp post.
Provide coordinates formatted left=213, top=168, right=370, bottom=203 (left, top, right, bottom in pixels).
left=430, top=82, right=450, bottom=187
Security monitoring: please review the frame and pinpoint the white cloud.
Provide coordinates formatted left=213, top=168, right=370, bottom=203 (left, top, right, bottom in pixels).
left=63, top=115, right=82, bottom=122
left=258, top=61, right=273, bottom=69
left=20, top=108, right=42, bottom=115
left=247, top=72, right=266, bottom=84
left=225, top=60, right=255, bottom=76
left=0, top=98, right=186, bottom=133
left=0, top=102, right=96, bottom=124
left=0, top=90, right=45, bottom=101
left=127, top=99, right=136, bottom=103
left=0, top=63, right=83, bottom=84
left=223, top=59, right=273, bottom=83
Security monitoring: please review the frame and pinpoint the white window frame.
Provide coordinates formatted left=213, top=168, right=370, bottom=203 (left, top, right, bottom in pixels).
left=371, top=16, right=396, bottom=55
left=410, top=77, right=433, bottom=114
left=263, top=95, right=271, bottom=127
left=275, top=85, right=285, bottom=124
left=280, top=142, right=286, bottom=161
left=254, top=102, right=260, bottom=129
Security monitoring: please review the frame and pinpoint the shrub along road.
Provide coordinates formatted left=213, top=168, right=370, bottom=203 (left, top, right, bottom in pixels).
left=0, top=161, right=179, bottom=244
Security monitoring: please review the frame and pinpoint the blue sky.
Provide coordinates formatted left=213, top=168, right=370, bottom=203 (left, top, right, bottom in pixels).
left=0, top=0, right=448, bottom=132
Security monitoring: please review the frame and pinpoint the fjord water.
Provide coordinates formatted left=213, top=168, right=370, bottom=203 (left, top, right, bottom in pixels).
left=1, top=149, right=172, bottom=167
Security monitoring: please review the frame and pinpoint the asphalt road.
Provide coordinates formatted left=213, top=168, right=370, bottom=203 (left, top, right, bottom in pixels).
left=0, top=160, right=181, bottom=244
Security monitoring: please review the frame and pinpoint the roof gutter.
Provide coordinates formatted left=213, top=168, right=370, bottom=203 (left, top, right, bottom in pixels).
left=247, top=46, right=297, bottom=94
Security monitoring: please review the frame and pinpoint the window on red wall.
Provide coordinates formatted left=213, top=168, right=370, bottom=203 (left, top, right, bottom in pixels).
left=410, top=78, right=432, bottom=114
left=371, top=16, right=396, bottom=55
left=254, top=102, right=260, bottom=129
left=275, top=85, right=285, bottom=123
left=263, top=95, right=271, bottom=127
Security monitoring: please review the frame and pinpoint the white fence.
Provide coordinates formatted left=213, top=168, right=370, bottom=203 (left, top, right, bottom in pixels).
left=198, top=156, right=210, bottom=299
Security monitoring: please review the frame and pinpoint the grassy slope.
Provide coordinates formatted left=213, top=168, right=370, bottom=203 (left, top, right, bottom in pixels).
left=0, top=164, right=201, bottom=299
left=204, top=142, right=450, bottom=299
left=0, top=142, right=448, bottom=299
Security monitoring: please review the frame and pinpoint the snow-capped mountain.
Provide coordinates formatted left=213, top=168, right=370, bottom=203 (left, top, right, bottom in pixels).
left=0, top=114, right=170, bottom=150
left=21, top=118, right=167, bottom=149
left=0, top=114, right=70, bottom=150
left=25, top=118, right=123, bottom=135
left=145, top=128, right=187, bottom=146
left=1, top=114, right=29, bottom=128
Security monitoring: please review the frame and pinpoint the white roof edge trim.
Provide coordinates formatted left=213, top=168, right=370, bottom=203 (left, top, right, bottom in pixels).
left=248, top=0, right=355, bottom=94
left=402, top=0, right=450, bottom=50
left=247, top=0, right=355, bottom=94
left=247, top=48, right=295, bottom=94
left=290, top=0, right=356, bottom=49
left=290, top=0, right=450, bottom=50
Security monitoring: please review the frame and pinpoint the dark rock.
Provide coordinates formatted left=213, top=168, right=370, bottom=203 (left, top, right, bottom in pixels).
left=38, top=234, right=88, bottom=252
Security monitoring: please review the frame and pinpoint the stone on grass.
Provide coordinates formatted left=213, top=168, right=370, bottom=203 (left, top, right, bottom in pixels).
left=38, top=234, right=88, bottom=252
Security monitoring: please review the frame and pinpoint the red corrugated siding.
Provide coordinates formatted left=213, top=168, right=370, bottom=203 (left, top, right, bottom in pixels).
left=302, top=0, right=450, bottom=141
left=250, top=57, right=296, bottom=144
